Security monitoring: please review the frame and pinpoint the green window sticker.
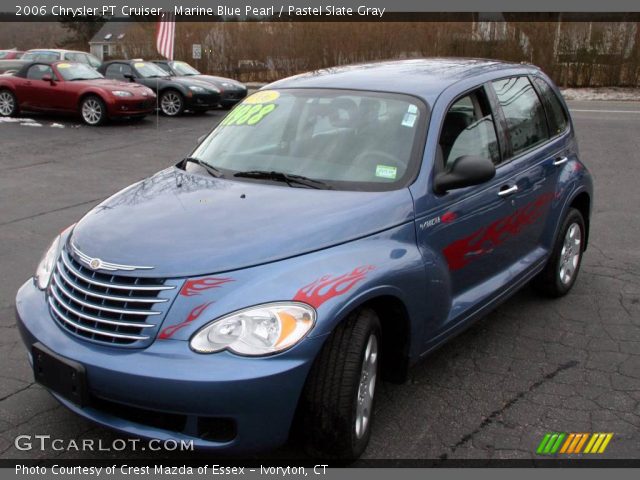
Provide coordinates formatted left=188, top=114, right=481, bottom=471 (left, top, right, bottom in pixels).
left=221, top=103, right=277, bottom=127
left=375, top=165, right=397, bottom=179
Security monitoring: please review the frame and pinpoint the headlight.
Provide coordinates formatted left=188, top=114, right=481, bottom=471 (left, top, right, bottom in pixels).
left=190, top=302, right=316, bottom=356
left=188, top=86, right=206, bottom=93
left=35, top=235, right=62, bottom=290
left=112, top=90, right=133, bottom=97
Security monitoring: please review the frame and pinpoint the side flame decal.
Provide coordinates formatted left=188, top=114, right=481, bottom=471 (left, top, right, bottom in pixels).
left=180, top=277, right=234, bottom=296
left=443, top=192, right=554, bottom=270
left=158, top=301, right=214, bottom=340
left=293, top=265, right=375, bottom=309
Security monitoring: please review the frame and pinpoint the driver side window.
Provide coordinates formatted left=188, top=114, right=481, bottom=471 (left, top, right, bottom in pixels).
left=439, top=88, right=500, bottom=170
left=104, top=63, right=131, bottom=80
left=26, top=64, right=55, bottom=81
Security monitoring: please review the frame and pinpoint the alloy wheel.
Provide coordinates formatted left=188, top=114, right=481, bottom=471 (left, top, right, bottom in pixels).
left=355, top=333, right=378, bottom=439
left=559, top=222, right=582, bottom=285
left=82, top=99, right=103, bottom=125
left=0, top=91, right=15, bottom=116
left=161, top=92, right=182, bottom=116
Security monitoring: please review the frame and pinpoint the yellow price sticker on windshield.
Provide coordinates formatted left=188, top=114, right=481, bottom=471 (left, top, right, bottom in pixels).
left=222, top=103, right=277, bottom=127
left=57, top=63, right=71, bottom=69
left=243, top=90, right=280, bottom=104
left=134, top=62, right=145, bottom=68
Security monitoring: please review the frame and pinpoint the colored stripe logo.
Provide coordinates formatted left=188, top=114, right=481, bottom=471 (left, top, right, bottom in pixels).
left=537, top=433, right=613, bottom=455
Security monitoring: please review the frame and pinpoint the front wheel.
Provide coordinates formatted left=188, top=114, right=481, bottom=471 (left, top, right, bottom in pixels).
left=300, top=308, right=380, bottom=459
left=532, top=208, right=585, bottom=297
left=0, top=89, right=18, bottom=117
left=80, top=96, right=106, bottom=126
left=159, top=90, right=184, bottom=116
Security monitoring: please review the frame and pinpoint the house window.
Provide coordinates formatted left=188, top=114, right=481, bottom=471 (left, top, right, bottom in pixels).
left=102, top=44, right=109, bottom=59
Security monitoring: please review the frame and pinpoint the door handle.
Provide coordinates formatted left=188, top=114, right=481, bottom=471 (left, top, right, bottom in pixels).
left=498, top=185, right=518, bottom=197
left=553, top=156, right=569, bottom=166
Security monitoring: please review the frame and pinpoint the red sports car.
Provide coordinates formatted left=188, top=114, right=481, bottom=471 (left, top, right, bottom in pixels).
left=0, top=50, right=24, bottom=59
left=0, top=61, right=156, bottom=125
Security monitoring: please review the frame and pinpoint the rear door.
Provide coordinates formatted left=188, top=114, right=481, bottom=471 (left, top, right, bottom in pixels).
left=488, top=76, right=560, bottom=272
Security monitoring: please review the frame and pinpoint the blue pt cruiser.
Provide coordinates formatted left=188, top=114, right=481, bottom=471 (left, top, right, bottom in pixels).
left=16, top=59, right=593, bottom=458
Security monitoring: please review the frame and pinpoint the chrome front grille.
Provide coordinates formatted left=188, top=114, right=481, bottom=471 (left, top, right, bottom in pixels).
left=48, top=247, right=176, bottom=347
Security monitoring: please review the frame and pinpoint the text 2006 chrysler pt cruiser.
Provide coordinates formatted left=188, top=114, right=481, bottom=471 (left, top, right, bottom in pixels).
left=16, top=59, right=592, bottom=458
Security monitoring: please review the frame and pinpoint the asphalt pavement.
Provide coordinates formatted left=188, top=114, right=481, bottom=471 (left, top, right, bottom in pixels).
left=0, top=100, right=638, bottom=461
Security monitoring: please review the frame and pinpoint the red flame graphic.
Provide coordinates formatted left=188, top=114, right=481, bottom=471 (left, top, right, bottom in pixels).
left=180, top=277, right=234, bottom=296
left=158, top=301, right=214, bottom=340
left=443, top=192, right=554, bottom=271
left=293, top=265, right=375, bottom=309
left=441, top=211, right=458, bottom=224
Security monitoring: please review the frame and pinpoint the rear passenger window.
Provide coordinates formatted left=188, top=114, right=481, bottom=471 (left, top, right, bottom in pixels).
left=492, top=77, right=549, bottom=156
left=533, top=77, right=569, bottom=136
left=439, top=88, right=501, bottom=168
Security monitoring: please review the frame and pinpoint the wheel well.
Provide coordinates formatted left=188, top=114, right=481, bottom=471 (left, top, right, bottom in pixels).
left=77, top=93, right=103, bottom=110
left=359, top=296, right=411, bottom=383
left=570, top=192, right=590, bottom=250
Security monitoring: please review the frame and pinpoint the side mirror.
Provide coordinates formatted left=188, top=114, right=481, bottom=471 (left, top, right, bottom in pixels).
left=124, top=74, right=135, bottom=82
left=42, top=74, right=55, bottom=84
left=434, top=155, right=496, bottom=194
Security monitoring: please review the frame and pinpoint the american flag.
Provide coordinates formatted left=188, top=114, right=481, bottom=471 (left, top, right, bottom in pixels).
left=156, top=11, right=176, bottom=60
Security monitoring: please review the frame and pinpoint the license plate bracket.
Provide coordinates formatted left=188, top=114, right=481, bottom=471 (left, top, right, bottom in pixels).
left=32, top=343, right=88, bottom=406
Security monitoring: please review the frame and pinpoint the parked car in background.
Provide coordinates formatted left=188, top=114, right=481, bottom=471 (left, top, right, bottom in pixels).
left=15, top=59, right=592, bottom=459
left=152, top=60, right=247, bottom=109
left=0, top=49, right=24, bottom=59
left=22, top=49, right=102, bottom=69
left=0, top=61, right=155, bottom=125
left=99, top=60, right=221, bottom=116
left=0, top=60, right=26, bottom=75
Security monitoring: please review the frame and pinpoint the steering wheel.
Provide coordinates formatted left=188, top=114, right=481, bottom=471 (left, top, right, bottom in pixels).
left=354, top=150, right=407, bottom=171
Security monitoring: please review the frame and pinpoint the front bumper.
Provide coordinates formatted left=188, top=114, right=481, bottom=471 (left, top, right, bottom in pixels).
left=220, top=89, right=247, bottom=107
left=185, top=91, right=221, bottom=110
left=106, top=97, right=156, bottom=117
left=15, top=280, right=326, bottom=453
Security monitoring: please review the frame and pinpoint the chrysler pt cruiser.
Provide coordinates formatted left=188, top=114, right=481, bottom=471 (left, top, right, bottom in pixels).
left=16, top=59, right=593, bottom=458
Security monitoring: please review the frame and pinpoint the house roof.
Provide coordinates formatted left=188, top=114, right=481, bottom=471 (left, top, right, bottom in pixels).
left=89, top=22, right=130, bottom=44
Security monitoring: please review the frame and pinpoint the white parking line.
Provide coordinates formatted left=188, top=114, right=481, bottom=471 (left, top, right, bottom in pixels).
left=570, top=109, right=640, bottom=113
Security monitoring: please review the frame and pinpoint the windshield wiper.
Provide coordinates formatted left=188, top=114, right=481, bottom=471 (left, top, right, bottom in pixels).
left=233, top=170, right=331, bottom=189
left=182, top=157, right=224, bottom=178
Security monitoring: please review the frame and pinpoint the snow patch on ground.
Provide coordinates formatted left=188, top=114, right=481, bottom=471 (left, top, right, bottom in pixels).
left=561, top=88, right=640, bottom=102
left=50, top=123, right=64, bottom=128
left=21, top=122, right=42, bottom=127
left=0, top=116, right=32, bottom=123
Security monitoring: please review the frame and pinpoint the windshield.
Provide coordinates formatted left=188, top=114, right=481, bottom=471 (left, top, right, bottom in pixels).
left=23, top=51, right=58, bottom=62
left=133, top=62, right=169, bottom=78
left=170, top=61, right=200, bottom=75
left=189, top=89, right=427, bottom=191
left=57, top=63, right=103, bottom=81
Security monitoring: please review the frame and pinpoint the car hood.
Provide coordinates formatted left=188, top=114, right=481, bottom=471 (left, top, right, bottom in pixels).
left=82, top=79, right=151, bottom=93
left=70, top=167, right=414, bottom=278
left=186, top=75, right=245, bottom=90
left=163, top=76, right=216, bottom=89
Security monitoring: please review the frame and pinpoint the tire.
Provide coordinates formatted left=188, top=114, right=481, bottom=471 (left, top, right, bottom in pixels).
left=532, top=208, right=585, bottom=297
left=300, top=308, right=381, bottom=459
left=80, top=95, right=106, bottom=126
left=0, top=89, right=18, bottom=117
left=159, top=90, right=185, bottom=116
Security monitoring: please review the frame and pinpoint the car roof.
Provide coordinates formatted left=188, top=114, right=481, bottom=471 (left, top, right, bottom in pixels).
left=26, top=49, right=84, bottom=53
left=269, top=58, right=540, bottom=103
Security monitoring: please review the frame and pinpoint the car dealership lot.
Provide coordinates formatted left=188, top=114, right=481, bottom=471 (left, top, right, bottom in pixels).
left=0, top=101, right=639, bottom=460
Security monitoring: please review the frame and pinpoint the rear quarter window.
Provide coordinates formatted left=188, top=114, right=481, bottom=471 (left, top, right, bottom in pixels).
left=532, top=76, right=569, bottom=136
